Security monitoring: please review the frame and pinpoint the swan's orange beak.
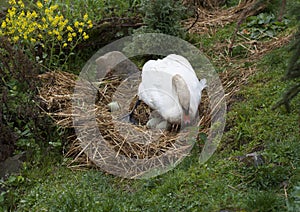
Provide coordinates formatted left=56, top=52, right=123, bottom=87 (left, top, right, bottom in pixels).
left=183, top=114, right=191, bottom=125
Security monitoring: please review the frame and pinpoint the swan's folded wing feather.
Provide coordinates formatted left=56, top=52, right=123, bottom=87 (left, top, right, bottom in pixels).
left=138, top=54, right=206, bottom=122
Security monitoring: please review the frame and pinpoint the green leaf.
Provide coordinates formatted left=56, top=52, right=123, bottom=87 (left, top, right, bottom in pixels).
left=265, top=30, right=275, bottom=38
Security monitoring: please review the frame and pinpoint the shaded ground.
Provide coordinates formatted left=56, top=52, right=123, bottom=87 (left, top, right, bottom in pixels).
left=0, top=125, right=17, bottom=162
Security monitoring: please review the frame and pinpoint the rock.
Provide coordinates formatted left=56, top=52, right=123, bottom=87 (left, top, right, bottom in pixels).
left=246, top=152, right=264, bottom=166
left=146, top=117, right=162, bottom=129
left=95, top=51, right=140, bottom=80
left=234, top=152, right=264, bottom=167
left=108, top=101, right=121, bottom=112
left=0, top=152, right=26, bottom=179
left=156, top=121, right=168, bottom=130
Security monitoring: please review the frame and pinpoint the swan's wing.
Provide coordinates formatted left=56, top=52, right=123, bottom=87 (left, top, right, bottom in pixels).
left=138, top=61, right=172, bottom=93
left=187, top=78, right=207, bottom=118
left=165, top=54, right=196, bottom=75
left=138, top=60, right=182, bottom=121
left=138, top=63, right=174, bottom=109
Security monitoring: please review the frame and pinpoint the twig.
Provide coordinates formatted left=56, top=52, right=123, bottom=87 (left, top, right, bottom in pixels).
left=186, top=7, right=200, bottom=31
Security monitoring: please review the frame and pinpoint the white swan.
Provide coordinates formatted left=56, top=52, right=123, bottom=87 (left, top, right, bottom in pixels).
left=138, top=54, right=206, bottom=125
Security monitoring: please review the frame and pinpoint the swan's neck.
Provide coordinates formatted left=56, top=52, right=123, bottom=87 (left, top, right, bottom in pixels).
left=172, top=74, right=191, bottom=114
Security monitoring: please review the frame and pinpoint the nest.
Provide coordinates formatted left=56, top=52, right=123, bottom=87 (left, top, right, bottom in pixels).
left=38, top=70, right=209, bottom=178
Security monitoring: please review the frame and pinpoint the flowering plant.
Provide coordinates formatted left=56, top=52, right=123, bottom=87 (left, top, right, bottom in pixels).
left=0, top=0, right=93, bottom=70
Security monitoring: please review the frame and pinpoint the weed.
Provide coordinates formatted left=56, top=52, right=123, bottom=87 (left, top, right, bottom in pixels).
left=241, top=13, right=290, bottom=40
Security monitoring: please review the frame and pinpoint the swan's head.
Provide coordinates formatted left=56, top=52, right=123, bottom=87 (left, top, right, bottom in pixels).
left=172, top=74, right=191, bottom=124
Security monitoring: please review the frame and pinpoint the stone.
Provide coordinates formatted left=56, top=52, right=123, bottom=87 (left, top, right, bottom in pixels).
left=146, top=117, right=162, bottom=129
left=0, top=152, right=26, bottom=179
left=95, top=51, right=140, bottom=80
left=156, top=121, right=168, bottom=130
left=108, top=101, right=121, bottom=112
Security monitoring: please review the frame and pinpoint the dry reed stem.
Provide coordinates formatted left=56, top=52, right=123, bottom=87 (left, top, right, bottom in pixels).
left=184, top=0, right=260, bottom=35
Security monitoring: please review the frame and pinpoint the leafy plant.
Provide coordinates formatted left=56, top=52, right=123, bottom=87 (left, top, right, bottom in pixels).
left=0, top=36, right=64, bottom=163
left=123, top=0, right=187, bottom=63
left=137, top=0, right=186, bottom=37
left=241, top=13, right=289, bottom=40
left=273, top=4, right=300, bottom=112
left=287, top=185, right=300, bottom=211
left=0, top=0, right=93, bottom=71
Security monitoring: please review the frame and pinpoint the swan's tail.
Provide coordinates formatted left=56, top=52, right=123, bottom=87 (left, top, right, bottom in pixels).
left=199, top=78, right=207, bottom=90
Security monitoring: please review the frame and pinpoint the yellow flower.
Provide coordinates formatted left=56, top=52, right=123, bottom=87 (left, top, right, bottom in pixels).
left=83, top=32, right=89, bottom=40
left=31, top=11, right=38, bottom=18
left=26, top=11, right=31, bottom=18
left=58, top=25, right=65, bottom=32
left=48, top=15, right=53, bottom=22
left=52, top=29, right=59, bottom=35
left=83, top=34, right=89, bottom=40
left=50, top=5, right=58, bottom=11
left=8, top=7, right=16, bottom=17
left=87, top=20, right=93, bottom=29
left=9, top=0, right=16, bottom=5
left=42, top=23, right=48, bottom=30
left=51, top=15, right=60, bottom=27
left=37, top=24, right=42, bottom=29
left=67, top=26, right=73, bottom=32
left=9, top=28, right=15, bottom=34
left=1, top=21, right=6, bottom=28
left=58, top=19, right=67, bottom=29
left=74, top=21, right=79, bottom=28
left=17, top=0, right=24, bottom=8
left=59, top=15, right=64, bottom=21
left=45, top=8, right=51, bottom=15
left=1, top=0, right=91, bottom=67
left=13, top=35, right=19, bottom=42
left=36, top=1, right=43, bottom=9
left=83, top=13, right=88, bottom=21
